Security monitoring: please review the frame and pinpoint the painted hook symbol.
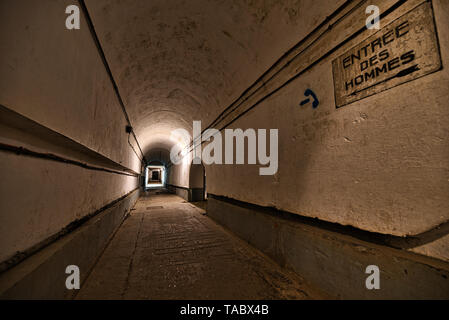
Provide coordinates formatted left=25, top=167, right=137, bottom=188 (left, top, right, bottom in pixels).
left=299, top=89, right=319, bottom=109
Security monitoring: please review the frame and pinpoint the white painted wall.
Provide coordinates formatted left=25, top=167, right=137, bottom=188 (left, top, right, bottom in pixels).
left=190, top=0, right=449, bottom=260
left=0, top=0, right=140, bottom=263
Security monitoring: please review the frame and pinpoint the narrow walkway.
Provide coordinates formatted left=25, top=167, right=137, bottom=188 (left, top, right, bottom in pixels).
left=76, top=191, right=322, bottom=299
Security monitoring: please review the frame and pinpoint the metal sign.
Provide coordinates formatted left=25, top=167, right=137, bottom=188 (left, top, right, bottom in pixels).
left=332, top=2, right=442, bottom=108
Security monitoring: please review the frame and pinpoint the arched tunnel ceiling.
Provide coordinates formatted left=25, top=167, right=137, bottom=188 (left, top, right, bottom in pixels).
left=85, top=0, right=344, bottom=155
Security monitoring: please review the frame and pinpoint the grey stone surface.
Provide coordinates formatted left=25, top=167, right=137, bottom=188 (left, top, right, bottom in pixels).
left=77, top=193, right=324, bottom=299
left=207, top=196, right=449, bottom=299
left=0, top=189, right=139, bottom=299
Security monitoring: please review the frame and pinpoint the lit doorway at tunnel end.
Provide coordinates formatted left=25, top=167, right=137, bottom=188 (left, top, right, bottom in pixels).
left=169, top=120, right=278, bottom=176
left=144, top=165, right=166, bottom=189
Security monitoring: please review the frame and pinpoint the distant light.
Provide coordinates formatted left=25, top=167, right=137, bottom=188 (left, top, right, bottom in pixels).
left=145, top=165, right=166, bottom=189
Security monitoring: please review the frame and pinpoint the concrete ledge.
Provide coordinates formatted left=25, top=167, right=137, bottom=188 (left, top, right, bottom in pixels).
left=167, top=184, right=204, bottom=202
left=0, top=189, right=139, bottom=299
left=167, top=184, right=189, bottom=201
left=207, top=195, right=449, bottom=299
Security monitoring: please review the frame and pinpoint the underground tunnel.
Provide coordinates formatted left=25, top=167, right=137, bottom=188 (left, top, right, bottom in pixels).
left=0, top=0, right=449, bottom=304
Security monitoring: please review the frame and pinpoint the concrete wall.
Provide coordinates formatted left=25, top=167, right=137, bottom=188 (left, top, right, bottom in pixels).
left=0, top=0, right=140, bottom=275
left=167, top=158, right=206, bottom=201
left=208, top=196, right=449, bottom=299
left=0, top=189, right=139, bottom=299
left=167, top=157, right=191, bottom=190
left=201, top=0, right=449, bottom=262
left=189, top=164, right=204, bottom=189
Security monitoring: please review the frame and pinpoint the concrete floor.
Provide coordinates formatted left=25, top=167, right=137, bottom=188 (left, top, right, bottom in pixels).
left=75, top=191, right=323, bottom=299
